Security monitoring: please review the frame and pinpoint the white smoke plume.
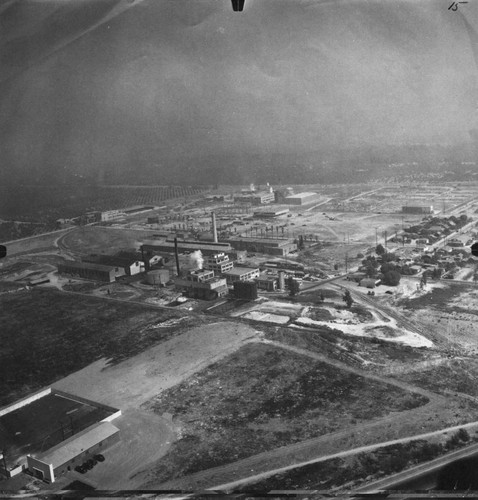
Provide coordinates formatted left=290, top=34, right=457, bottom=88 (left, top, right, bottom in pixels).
left=189, top=250, right=204, bottom=270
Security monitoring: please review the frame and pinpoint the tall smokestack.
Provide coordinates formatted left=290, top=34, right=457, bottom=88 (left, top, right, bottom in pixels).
left=212, top=212, right=218, bottom=243
left=174, top=238, right=181, bottom=276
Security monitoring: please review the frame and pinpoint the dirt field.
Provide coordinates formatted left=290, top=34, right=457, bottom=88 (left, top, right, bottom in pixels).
left=59, top=226, right=160, bottom=255
left=0, top=288, right=189, bottom=406
left=48, top=321, right=260, bottom=489
left=140, top=342, right=428, bottom=485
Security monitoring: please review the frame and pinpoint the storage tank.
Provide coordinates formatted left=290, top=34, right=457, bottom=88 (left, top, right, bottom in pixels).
left=145, top=269, right=170, bottom=285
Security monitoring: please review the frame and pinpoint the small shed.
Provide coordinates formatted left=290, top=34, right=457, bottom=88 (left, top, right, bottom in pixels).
left=360, top=278, right=378, bottom=289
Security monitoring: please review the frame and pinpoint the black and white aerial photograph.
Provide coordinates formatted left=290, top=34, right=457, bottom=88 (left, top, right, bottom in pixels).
left=1, top=0, right=478, bottom=498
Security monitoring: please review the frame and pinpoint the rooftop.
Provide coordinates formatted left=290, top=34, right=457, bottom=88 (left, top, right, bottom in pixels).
left=285, top=192, right=318, bottom=199
left=223, top=267, right=259, bottom=276
left=36, top=422, right=119, bottom=468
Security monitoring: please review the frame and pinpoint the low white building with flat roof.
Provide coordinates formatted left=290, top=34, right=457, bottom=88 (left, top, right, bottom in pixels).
left=27, top=422, right=120, bottom=483
left=284, top=192, right=320, bottom=205
left=223, top=267, right=260, bottom=284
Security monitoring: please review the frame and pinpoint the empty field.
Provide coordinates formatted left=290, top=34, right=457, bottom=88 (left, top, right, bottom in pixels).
left=0, top=288, right=191, bottom=406
left=144, top=342, right=428, bottom=485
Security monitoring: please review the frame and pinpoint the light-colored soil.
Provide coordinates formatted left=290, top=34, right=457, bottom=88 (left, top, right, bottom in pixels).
left=69, top=409, right=177, bottom=489
left=54, top=321, right=260, bottom=409
left=50, top=321, right=260, bottom=489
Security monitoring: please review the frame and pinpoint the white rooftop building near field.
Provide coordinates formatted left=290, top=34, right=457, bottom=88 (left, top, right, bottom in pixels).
left=284, top=192, right=321, bottom=205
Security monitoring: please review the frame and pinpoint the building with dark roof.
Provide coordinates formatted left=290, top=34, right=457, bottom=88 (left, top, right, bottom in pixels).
left=228, top=236, right=297, bottom=256
left=141, top=239, right=232, bottom=256
left=81, top=254, right=144, bottom=275
left=58, top=261, right=126, bottom=282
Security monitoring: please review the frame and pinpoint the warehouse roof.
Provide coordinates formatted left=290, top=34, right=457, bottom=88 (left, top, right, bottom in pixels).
left=285, top=192, right=317, bottom=199
left=36, top=422, right=119, bottom=468
left=223, top=267, right=259, bottom=276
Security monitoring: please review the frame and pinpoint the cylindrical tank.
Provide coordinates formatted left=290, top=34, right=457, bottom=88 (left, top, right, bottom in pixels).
left=145, top=269, right=170, bottom=285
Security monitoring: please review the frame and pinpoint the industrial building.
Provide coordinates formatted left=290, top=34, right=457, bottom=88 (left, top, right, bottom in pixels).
left=204, top=253, right=234, bottom=274
left=81, top=254, right=144, bottom=276
left=402, top=205, right=433, bottom=214
left=174, top=270, right=228, bottom=300
left=222, top=267, right=260, bottom=284
left=234, top=191, right=275, bottom=205
left=253, top=209, right=290, bottom=218
left=284, top=192, right=321, bottom=205
left=233, top=281, right=258, bottom=299
left=228, top=236, right=297, bottom=256
left=255, top=274, right=279, bottom=291
left=0, top=387, right=120, bottom=482
left=27, top=422, right=120, bottom=483
left=141, top=239, right=232, bottom=256
left=57, top=261, right=126, bottom=282
left=145, top=268, right=170, bottom=285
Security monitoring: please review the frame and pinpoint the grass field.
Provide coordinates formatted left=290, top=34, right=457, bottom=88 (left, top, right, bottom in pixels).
left=240, top=436, right=475, bottom=492
left=0, top=288, right=192, bottom=406
left=145, top=343, right=428, bottom=484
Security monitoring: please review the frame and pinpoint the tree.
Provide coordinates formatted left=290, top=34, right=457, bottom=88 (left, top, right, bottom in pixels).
left=319, top=291, right=325, bottom=303
left=376, top=244, right=385, bottom=255
left=342, top=289, right=354, bottom=308
left=380, top=262, right=398, bottom=275
left=419, top=274, right=427, bottom=290
left=286, top=277, right=300, bottom=296
left=382, top=270, right=401, bottom=286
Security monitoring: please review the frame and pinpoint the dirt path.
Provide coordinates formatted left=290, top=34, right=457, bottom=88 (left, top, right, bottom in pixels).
left=211, top=420, right=478, bottom=492
left=262, top=339, right=439, bottom=400
left=70, top=408, right=176, bottom=489
left=149, top=339, right=449, bottom=491
left=53, top=321, right=260, bottom=410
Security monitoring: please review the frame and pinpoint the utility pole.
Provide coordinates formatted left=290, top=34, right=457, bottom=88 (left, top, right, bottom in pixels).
left=345, top=252, right=348, bottom=273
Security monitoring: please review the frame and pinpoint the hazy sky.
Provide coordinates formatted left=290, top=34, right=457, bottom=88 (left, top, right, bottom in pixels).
left=1, top=0, right=478, bottom=182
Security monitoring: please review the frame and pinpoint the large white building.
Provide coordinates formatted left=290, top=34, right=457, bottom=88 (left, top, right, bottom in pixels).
left=284, top=192, right=321, bottom=205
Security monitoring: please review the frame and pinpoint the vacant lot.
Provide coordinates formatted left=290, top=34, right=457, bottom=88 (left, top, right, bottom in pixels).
left=397, top=358, right=478, bottom=398
left=263, top=325, right=431, bottom=369
left=0, top=288, right=191, bottom=406
left=240, top=434, right=476, bottom=492
left=60, top=226, right=159, bottom=255
left=144, top=343, right=428, bottom=484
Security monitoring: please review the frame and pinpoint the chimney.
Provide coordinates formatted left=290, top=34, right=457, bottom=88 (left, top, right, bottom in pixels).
left=212, top=212, right=218, bottom=243
left=174, top=238, right=181, bottom=276
left=278, top=271, right=285, bottom=290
